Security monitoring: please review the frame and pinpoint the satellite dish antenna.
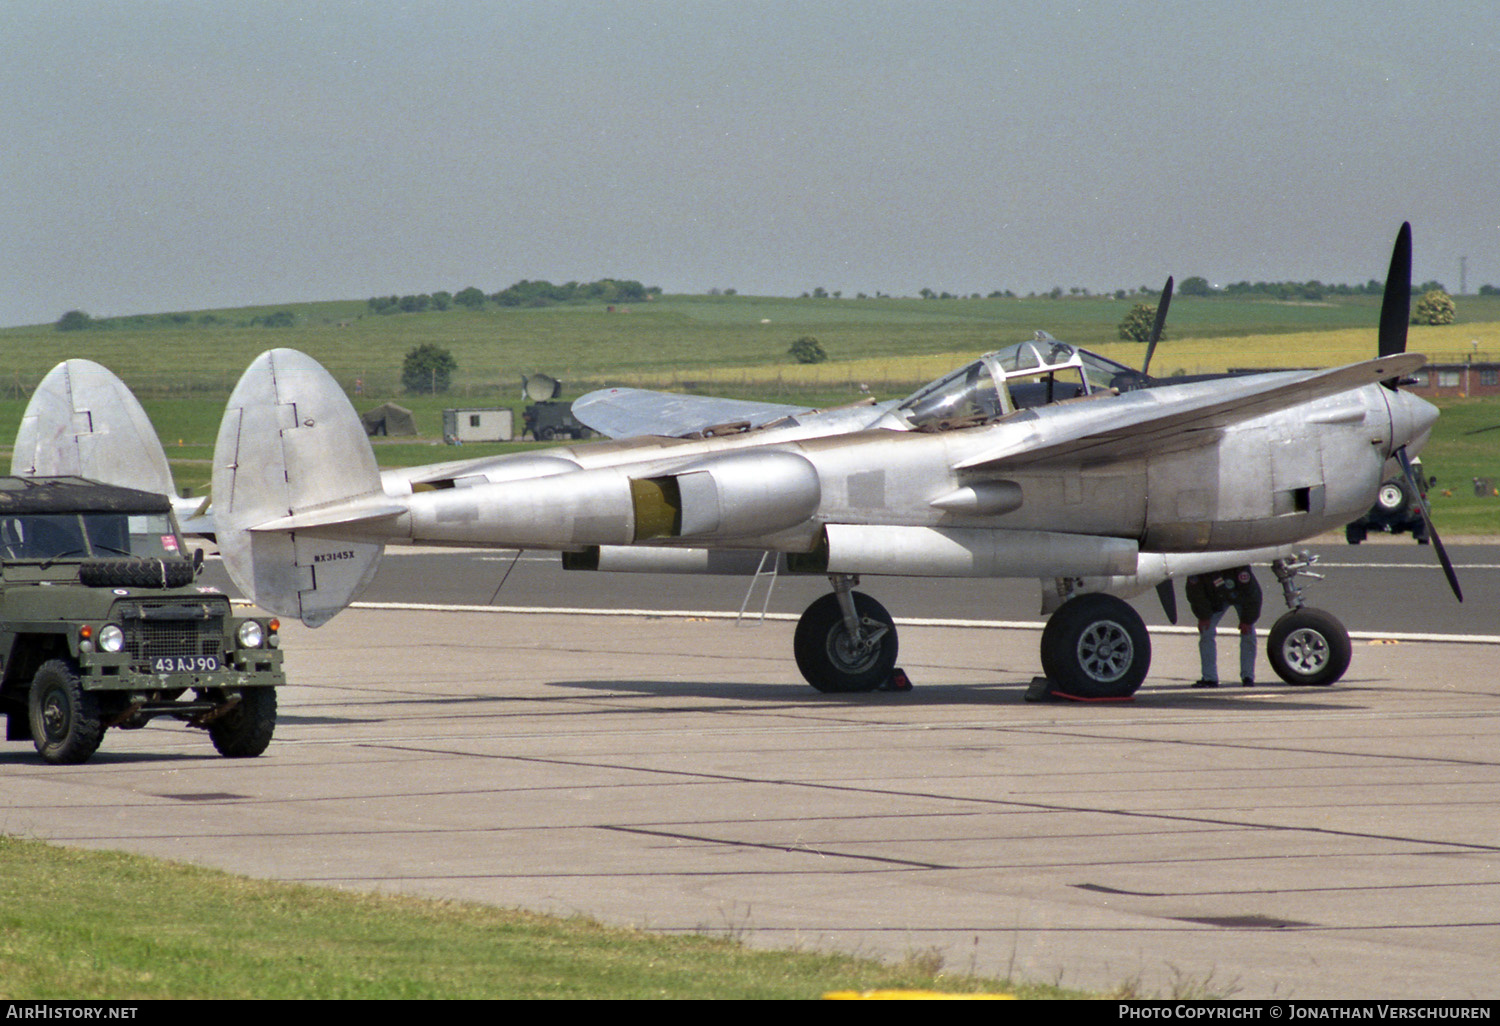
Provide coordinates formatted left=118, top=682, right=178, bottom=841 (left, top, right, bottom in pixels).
left=522, top=374, right=561, bottom=401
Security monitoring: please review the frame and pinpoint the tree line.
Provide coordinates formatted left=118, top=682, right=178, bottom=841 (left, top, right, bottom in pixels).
left=54, top=309, right=294, bottom=331
left=1119, top=285, right=1460, bottom=341
left=367, top=278, right=660, bottom=316
left=1180, top=276, right=1459, bottom=301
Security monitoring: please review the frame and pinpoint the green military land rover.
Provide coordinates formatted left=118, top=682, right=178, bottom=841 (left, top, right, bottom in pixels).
left=0, top=477, right=284, bottom=764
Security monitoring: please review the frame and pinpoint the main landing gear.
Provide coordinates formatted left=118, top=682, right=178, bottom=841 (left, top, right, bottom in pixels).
left=1039, top=593, right=1151, bottom=698
left=792, top=575, right=1154, bottom=698
left=793, top=575, right=898, bottom=693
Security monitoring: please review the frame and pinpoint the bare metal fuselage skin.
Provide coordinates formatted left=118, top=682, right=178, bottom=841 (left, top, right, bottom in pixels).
left=258, top=365, right=1430, bottom=585
left=16, top=347, right=1438, bottom=632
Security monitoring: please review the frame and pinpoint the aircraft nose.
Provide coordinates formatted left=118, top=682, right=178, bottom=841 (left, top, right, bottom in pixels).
left=1387, top=388, right=1439, bottom=456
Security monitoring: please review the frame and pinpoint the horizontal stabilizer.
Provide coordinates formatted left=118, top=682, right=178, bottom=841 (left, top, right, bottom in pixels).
left=249, top=499, right=409, bottom=534
left=214, top=349, right=387, bottom=627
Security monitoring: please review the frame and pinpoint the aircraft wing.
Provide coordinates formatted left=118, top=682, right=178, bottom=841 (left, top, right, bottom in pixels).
left=959, top=354, right=1423, bottom=471
left=572, top=387, right=811, bottom=439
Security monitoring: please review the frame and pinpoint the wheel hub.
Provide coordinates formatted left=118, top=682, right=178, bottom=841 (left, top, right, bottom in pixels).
left=829, top=625, right=882, bottom=673
left=1077, top=621, right=1132, bottom=682
left=1282, top=628, right=1330, bottom=674
left=40, top=689, right=68, bottom=741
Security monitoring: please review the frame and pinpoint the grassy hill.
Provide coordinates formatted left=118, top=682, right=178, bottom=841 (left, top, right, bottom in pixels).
left=4, top=292, right=1499, bottom=533
left=8, top=291, right=1500, bottom=402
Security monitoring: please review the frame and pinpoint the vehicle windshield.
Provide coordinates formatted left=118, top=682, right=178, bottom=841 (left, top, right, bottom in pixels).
left=896, top=335, right=1140, bottom=430
left=0, top=512, right=184, bottom=562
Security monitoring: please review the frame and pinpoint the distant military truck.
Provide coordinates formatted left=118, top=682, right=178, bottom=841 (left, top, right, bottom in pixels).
left=0, top=477, right=285, bottom=764
left=522, top=402, right=594, bottom=441
left=1345, top=458, right=1434, bottom=544
left=521, top=372, right=594, bottom=441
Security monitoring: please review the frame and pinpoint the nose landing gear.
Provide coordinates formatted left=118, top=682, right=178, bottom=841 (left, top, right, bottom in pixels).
left=1266, top=553, right=1351, bottom=686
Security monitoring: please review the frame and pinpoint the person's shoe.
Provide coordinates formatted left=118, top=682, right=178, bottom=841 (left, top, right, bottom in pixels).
left=1191, top=679, right=1219, bottom=688
left=1242, top=677, right=1255, bottom=687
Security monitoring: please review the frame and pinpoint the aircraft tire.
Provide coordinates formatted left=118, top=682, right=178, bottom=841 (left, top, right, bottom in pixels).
left=793, top=592, right=898, bottom=693
left=29, top=659, right=104, bottom=765
left=1267, top=608, right=1351, bottom=686
left=208, top=688, right=277, bottom=758
left=1040, top=594, right=1150, bottom=698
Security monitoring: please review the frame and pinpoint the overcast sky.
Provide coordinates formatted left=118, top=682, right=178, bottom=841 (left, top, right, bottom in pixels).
left=3, top=0, right=1497, bottom=326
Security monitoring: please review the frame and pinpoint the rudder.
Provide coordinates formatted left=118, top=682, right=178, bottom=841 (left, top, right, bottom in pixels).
left=13, top=359, right=176, bottom=495
left=213, top=349, right=388, bottom=626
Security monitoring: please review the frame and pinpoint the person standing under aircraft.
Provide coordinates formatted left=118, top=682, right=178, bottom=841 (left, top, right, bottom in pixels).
left=1187, top=566, right=1262, bottom=687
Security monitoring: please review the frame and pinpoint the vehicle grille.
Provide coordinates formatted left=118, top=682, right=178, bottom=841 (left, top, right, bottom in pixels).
left=112, top=598, right=229, bottom=661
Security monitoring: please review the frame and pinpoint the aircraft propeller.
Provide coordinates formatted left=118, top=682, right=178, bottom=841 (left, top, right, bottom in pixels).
left=1376, top=222, right=1462, bottom=602
left=1138, top=276, right=1179, bottom=620
left=1378, top=222, right=1413, bottom=363
left=1139, top=276, right=1174, bottom=380
left=1395, top=447, right=1463, bottom=602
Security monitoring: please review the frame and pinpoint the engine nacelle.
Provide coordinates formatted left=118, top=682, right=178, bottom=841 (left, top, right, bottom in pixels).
left=634, top=450, right=821, bottom=541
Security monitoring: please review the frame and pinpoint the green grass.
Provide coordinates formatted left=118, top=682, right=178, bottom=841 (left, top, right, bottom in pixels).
left=2, top=292, right=1497, bottom=532
left=1422, top=398, right=1500, bottom=537
left=8, top=292, right=1500, bottom=402
left=0, top=836, right=1057, bottom=1000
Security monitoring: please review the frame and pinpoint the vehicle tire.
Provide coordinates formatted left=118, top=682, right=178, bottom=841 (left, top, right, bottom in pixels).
left=28, top=659, right=104, bottom=764
left=1345, top=523, right=1366, bottom=545
left=540, top=427, right=557, bottom=441
left=1376, top=480, right=1408, bottom=512
left=793, top=592, right=898, bottom=693
left=79, top=558, right=195, bottom=589
left=208, top=688, right=277, bottom=758
left=1267, top=608, right=1351, bottom=686
left=1040, top=593, right=1150, bottom=698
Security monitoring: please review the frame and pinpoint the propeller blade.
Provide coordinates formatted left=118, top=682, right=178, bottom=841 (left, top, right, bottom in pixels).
left=1140, top=276, right=1173, bottom=379
left=1155, top=579, right=1178, bottom=625
left=1378, top=222, right=1413, bottom=362
left=1395, top=446, right=1463, bottom=602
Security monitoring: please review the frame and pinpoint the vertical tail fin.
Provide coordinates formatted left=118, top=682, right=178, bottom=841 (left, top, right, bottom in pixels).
left=213, top=349, right=389, bottom=626
left=14, top=359, right=177, bottom=496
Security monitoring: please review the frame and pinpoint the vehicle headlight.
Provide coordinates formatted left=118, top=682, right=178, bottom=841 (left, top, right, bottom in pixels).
left=236, top=620, right=265, bottom=649
left=99, top=624, right=125, bottom=653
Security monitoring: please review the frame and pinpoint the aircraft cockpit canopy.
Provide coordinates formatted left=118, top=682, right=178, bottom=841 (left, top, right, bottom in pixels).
left=896, top=334, right=1139, bottom=431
